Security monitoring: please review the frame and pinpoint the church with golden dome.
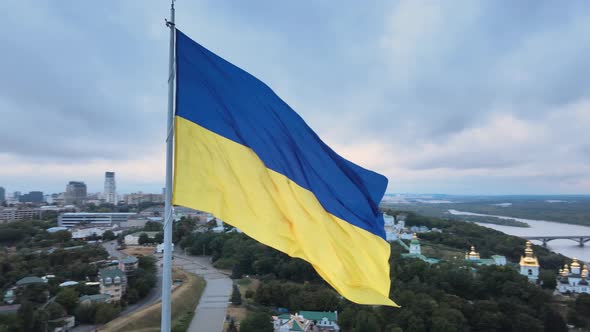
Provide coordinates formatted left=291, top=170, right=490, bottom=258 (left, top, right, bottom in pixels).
left=464, top=245, right=507, bottom=266
left=519, top=241, right=540, bottom=282
left=557, top=258, right=590, bottom=294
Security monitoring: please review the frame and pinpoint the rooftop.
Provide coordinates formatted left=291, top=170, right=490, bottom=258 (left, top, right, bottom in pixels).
left=16, top=276, right=46, bottom=286
left=121, top=256, right=138, bottom=264
left=99, top=268, right=126, bottom=280
left=299, top=311, right=337, bottom=321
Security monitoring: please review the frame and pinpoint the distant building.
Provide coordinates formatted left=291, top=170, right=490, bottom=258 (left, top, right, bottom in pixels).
left=0, top=208, right=42, bottom=223
left=98, top=268, right=126, bottom=302
left=65, top=181, right=87, bottom=205
left=556, top=258, right=589, bottom=294
left=0, top=186, right=5, bottom=203
left=273, top=311, right=340, bottom=332
left=124, top=231, right=160, bottom=245
left=123, top=192, right=164, bottom=205
left=58, top=212, right=136, bottom=228
left=104, top=172, right=117, bottom=204
left=70, top=227, right=121, bottom=240
left=19, top=191, right=44, bottom=203
left=409, top=233, right=421, bottom=255
left=465, top=246, right=507, bottom=266
left=155, top=243, right=175, bottom=254
left=45, top=193, right=65, bottom=206
left=120, top=215, right=160, bottom=229
left=519, top=241, right=540, bottom=282
left=139, top=205, right=207, bottom=221
left=399, top=234, right=440, bottom=264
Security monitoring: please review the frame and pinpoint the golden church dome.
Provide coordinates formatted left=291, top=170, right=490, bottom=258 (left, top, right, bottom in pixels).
left=571, top=258, right=581, bottom=269
left=519, top=241, right=539, bottom=267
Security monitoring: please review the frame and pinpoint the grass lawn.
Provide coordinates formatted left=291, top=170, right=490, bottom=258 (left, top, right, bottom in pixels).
left=421, top=242, right=465, bottom=260
left=99, top=268, right=205, bottom=332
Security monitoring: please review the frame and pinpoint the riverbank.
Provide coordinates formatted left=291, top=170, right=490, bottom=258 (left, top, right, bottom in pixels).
left=448, top=209, right=590, bottom=262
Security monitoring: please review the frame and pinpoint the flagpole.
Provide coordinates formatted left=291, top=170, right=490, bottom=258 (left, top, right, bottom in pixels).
left=161, top=0, right=175, bottom=331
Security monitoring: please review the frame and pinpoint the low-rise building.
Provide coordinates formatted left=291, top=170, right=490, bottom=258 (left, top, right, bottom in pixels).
left=98, top=268, right=126, bottom=302
left=0, top=208, right=42, bottom=223
left=70, top=227, right=121, bottom=240
left=399, top=234, right=440, bottom=264
left=155, top=243, right=174, bottom=254
left=464, top=246, right=507, bottom=266
left=58, top=212, right=136, bottom=228
left=124, top=232, right=160, bottom=245
left=273, top=311, right=340, bottom=332
left=119, top=256, right=139, bottom=274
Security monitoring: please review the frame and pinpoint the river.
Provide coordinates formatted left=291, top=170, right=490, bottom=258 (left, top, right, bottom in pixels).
left=448, top=209, right=590, bottom=262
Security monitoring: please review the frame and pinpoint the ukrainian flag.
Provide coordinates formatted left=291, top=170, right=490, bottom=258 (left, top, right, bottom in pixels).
left=173, top=30, right=396, bottom=306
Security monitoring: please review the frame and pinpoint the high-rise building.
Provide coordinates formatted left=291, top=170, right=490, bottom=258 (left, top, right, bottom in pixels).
left=65, top=181, right=87, bottom=205
left=0, top=187, right=5, bottom=203
left=13, top=191, right=21, bottom=201
left=104, top=172, right=117, bottom=204
left=19, top=191, right=44, bottom=203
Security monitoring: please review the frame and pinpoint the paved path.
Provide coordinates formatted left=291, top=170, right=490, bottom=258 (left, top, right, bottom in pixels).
left=173, top=253, right=232, bottom=332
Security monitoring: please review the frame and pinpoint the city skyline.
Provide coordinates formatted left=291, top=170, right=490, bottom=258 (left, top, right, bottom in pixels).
left=1, top=1, right=589, bottom=195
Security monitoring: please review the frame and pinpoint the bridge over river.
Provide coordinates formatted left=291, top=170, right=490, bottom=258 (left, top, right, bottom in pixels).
left=525, top=236, right=590, bottom=247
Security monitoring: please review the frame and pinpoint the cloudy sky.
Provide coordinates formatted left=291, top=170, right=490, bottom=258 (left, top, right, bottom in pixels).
left=1, top=0, right=589, bottom=195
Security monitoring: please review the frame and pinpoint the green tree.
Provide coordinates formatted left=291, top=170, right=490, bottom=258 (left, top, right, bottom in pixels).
left=94, top=303, right=119, bottom=324
left=240, top=312, right=273, bottom=332
left=155, top=232, right=164, bottom=244
left=17, top=301, right=36, bottom=332
left=231, top=284, right=242, bottom=305
left=539, top=269, right=557, bottom=289
left=45, top=302, right=66, bottom=320
left=353, top=310, right=381, bottom=332
left=102, top=230, right=116, bottom=241
left=51, top=230, right=72, bottom=243
left=55, top=288, right=79, bottom=314
left=138, top=233, right=150, bottom=245
left=144, top=221, right=163, bottom=232
left=75, top=304, right=97, bottom=324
